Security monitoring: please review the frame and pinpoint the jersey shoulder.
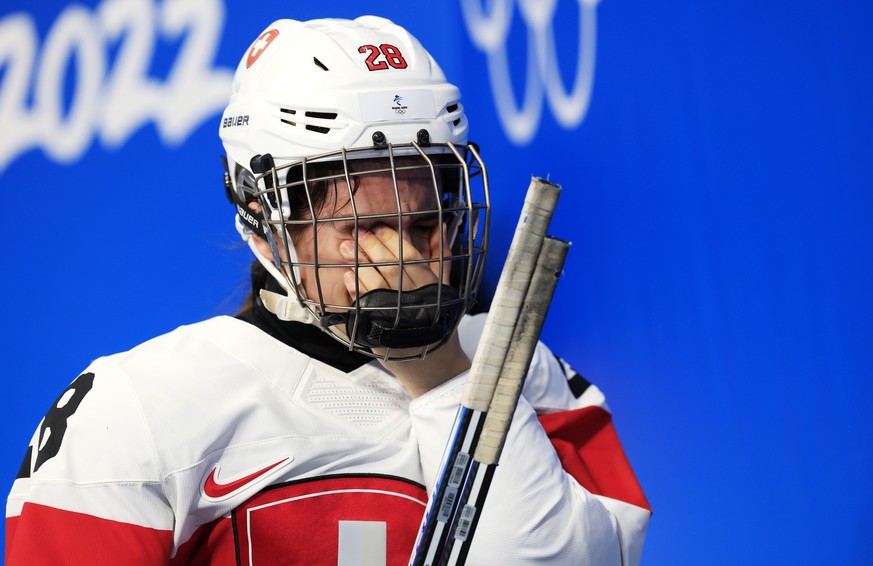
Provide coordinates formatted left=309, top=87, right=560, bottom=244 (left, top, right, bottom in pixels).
left=15, top=317, right=308, bottom=482
left=456, top=312, right=608, bottom=413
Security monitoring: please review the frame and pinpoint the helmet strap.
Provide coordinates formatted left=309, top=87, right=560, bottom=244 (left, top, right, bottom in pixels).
left=235, top=216, right=314, bottom=325
left=259, top=288, right=315, bottom=324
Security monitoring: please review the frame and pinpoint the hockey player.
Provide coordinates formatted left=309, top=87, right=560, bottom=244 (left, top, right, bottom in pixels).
left=5, top=16, right=650, bottom=565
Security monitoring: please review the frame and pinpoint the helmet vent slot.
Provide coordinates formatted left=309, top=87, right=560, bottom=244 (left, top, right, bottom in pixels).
left=280, top=108, right=297, bottom=126
left=305, top=111, right=338, bottom=120
left=445, top=103, right=462, bottom=126
left=313, top=57, right=329, bottom=71
left=278, top=109, right=336, bottom=132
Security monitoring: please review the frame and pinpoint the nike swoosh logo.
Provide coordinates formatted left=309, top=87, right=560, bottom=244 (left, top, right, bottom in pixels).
left=203, top=457, right=292, bottom=501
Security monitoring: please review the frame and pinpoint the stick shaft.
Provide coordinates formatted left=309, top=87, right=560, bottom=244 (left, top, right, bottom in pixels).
left=442, top=236, right=570, bottom=565
left=461, top=178, right=561, bottom=411
left=474, top=236, right=570, bottom=465
left=408, top=178, right=562, bottom=566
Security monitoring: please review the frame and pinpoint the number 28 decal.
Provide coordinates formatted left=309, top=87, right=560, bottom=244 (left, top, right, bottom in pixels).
left=358, top=43, right=407, bottom=71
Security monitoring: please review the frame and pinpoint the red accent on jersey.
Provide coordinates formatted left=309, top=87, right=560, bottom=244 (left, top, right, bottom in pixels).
left=5, top=503, right=173, bottom=565
left=246, top=29, right=279, bottom=69
left=203, top=457, right=290, bottom=500
left=539, top=406, right=652, bottom=512
left=233, top=476, right=427, bottom=566
left=4, top=515, right=17, bottom=565
left=169, top=515, right=236, bottom=566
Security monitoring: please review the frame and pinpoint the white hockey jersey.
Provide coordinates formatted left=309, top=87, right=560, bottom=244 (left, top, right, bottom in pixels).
left=6, top=313, right=650, bottom=565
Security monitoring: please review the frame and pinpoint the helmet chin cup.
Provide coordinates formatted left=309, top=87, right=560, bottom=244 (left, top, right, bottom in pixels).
left=345, top=284, right=462, bottom=351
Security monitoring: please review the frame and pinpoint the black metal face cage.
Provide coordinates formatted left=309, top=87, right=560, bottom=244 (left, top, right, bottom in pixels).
left=237, top=141, right=490, bottom=361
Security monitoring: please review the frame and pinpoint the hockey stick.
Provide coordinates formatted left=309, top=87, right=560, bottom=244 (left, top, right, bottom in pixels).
left=408, top=177, right=564, bottom=566
left=443, top=235, right=569, bottom=564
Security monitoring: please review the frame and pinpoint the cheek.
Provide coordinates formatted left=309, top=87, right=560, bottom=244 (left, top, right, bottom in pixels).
left=292, top=225, right=347, bottom=265
left=300, top=231, right=355, bottom=306
left=298, top=264, right=353, bottom=308
left=289, top=228, right=314, bottom=262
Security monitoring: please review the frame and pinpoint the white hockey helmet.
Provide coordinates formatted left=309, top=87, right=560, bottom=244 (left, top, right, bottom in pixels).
left=219, top=16, right=490, bottom=360
left=221, top=16, right=468, bottom=171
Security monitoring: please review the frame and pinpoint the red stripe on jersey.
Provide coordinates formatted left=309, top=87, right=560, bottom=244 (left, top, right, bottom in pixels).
left=539, top=406, right=652, bottom=512
left=170, top=515, right=237, bottom=566
left=5, top=514, right=18, bottom=565
left=5, top=502, right=173, bottom=565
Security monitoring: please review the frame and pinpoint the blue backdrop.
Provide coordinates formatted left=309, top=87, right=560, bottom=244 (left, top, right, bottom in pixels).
left=2, top=1, right=871, bottom=564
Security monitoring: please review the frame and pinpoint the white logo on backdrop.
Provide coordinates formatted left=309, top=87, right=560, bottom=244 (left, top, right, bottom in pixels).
left=460, top=0, right=601, bottom=145
left=0, top=0, right=233, bottom=172
left=0, top=0, right=600, bottom=170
